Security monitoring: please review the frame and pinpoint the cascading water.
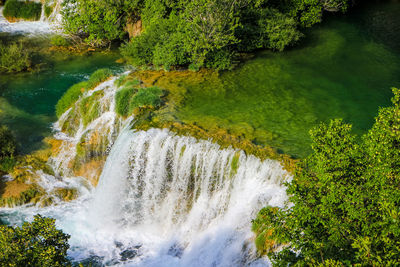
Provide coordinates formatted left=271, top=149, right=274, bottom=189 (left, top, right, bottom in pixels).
left=1, top=126, right=289, bottom=266
left=0, top=72, right=289, bottom=265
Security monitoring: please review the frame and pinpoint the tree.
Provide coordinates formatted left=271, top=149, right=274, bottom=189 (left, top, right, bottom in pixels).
left=0, top=215, right=71, bottom=267
left=253, top=88, right=400, bottom=266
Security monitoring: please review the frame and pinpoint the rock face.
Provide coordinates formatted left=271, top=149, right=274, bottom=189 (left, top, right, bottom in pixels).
left=125, top=18, right=142, bottom=38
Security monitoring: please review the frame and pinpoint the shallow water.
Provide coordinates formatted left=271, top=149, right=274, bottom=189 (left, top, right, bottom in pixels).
left=176, top=1, right=400, bottom=157
left=0, top=44, right=122, bottom=153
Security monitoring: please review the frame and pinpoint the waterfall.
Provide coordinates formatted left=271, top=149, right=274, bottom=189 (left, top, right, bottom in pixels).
left=1, top=126, right=288, bottom=266
left=0, top=72, right=289, bottom=265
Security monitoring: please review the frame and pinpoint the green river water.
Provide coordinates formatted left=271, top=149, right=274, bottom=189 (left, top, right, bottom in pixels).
left=0, top=42, right=122, bottom=153
left=1, top=0, right=399, bottom=158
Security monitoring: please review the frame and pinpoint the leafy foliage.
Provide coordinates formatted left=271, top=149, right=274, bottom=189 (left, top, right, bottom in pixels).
left=0, top=215, right=71, bottom=267
left=253, top=88, right=400, bottom=266
left=0, top=42, right=31, bottom=73
left=62, top=0, right=351, bottom=70
left=3, top=0, right=42, bottom=21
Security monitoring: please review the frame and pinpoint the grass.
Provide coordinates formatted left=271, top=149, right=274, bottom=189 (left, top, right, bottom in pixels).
left=3, top=0, right=42, bottom=21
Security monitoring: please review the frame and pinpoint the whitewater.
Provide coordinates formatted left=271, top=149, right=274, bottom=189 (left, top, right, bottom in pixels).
left=0, top=74, right=289, bottom=266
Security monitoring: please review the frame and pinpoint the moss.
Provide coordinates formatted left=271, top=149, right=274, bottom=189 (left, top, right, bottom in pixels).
left=230, top=152, right=240, bottom=176
left=50, top=35, right=70, bottom=47
left=115, top=87, right=136, bottom=116
left=56, top=81, right=87, bottom=118
left=252, top=206, right=282, bottom=255
left=0, top=185, right=43, bottom=208
left=85, top=68, right=113, bottom=90
left=79, top=91, right=103, bottom=127
left=53, top=188, right=78, bottom=202
left=114, top=74, right=128, bottom=87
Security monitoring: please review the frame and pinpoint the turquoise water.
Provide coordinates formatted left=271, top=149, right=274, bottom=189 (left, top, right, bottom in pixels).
left=176, top=1, right=400, bottom=157
left=1, top=1, right=399, bottom=157
left=0, top=46, right=122, bottom=153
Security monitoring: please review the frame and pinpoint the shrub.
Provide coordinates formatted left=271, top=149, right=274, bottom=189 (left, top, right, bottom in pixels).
left=0, top=215, right=71, bottom=266
left=0, top=42, right=31, bottom=73
left=55, top=81, right=87, bottom=117
left=85, top=68, right=113, bottom=90
left=3, top=0, right=42, bottom=21
left=254, top=88, right=400, bottom=266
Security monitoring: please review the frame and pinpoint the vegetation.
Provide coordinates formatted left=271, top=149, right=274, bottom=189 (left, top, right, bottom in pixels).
left=0, top=215, right=71, bottom=266
left=62, top=0, right=351, bottom=70
left=56, top=68, right=113, bottom=117
left=0, top=42, right=31, bottom=73
left=50, top=35, right=70, bottom=47
left=0, top=125, right=17, bottom=173
left=115, top=83, right=163, bottom=117
left=56, top=81, right=87, bottom=117
left=3, top=0, right=42, bottom=21
left=253, top=88, right=400, bottom=266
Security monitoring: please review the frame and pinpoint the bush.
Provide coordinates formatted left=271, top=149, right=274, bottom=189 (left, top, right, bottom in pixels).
left=85, top=68, right=113, bottom=90
left=0, top=215, right=71, bottom=266
left=3, top=0, right=42, bottom=21
left=254, top=88, right=400, bottom=266
left=0, top=42, right=31, bottom=73
left=55, top=81, right=87, bottom=117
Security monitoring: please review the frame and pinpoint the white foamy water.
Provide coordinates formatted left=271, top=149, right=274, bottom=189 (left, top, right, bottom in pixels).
left=0, top=7, right=53, bottom=34
left=1, top=127, right=288, bottom=266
